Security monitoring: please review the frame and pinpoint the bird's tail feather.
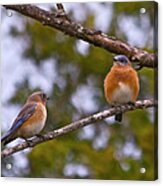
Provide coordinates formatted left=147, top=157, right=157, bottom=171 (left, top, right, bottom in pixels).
left=115, top=113, right=122, bottom=122
left=1, top=131, right=15, bottom=145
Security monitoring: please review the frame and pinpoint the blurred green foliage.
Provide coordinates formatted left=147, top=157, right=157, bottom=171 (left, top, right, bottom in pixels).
left=2, top=1, right=157, bottom=180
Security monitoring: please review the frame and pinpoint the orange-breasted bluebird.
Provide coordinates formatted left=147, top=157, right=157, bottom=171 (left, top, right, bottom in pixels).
left=104, top=55, right=139, bottom=122
left=1, top=91, right=49, bottom=145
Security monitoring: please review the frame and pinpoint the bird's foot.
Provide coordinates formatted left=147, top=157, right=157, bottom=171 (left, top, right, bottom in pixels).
left=111, top=103, right=121, bottom=108
left=127, top=101, right=135, bottom=106
left=35, top=134, right=45, bottom=141
left=22, top=138, right=34, bottom=147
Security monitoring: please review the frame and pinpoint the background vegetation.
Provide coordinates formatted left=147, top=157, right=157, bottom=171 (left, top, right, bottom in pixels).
left=1, top=1, right=157, bottom=180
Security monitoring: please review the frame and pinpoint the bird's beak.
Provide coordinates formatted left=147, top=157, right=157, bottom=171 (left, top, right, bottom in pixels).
left=113, top=56, right=118, bottom=62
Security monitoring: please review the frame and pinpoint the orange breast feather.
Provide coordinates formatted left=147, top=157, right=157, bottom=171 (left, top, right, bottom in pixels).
left=104, top=64, right=139, bottom=104
left=17, top=103, right=47, bottom=137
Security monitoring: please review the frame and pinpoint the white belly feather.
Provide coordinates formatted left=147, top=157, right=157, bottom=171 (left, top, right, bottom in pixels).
left=112, top=82, right=133, bottom=104
left=23, top=120, right=46, bottom=137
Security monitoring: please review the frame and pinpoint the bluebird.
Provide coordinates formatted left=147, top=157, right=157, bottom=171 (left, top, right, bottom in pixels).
left=1, top=91, right=49, bottom=145
left=104, top=55, right=139, bottom=122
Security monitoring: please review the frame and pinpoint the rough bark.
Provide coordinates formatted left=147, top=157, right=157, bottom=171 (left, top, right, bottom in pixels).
left=3, top=4, right=157, bottom=68
left=1, top=99, right=157, bottom=158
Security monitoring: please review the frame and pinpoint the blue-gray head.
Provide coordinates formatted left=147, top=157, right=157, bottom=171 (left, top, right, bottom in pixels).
left=113, top=55, right=129, bottom=66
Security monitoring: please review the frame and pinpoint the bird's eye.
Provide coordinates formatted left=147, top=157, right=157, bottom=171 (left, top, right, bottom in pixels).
left=121, top=59, right=127, bottom=64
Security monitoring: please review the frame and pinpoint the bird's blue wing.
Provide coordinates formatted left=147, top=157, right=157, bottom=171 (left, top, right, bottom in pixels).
left=1, top=103, right=38, bottom=142
left=9, top=102, right=38, bottom=133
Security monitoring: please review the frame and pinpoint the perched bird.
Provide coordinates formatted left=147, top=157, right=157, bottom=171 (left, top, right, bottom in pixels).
left=1, top=91, right=49, bottom=145
left=104, top=55, right=139, bottom=122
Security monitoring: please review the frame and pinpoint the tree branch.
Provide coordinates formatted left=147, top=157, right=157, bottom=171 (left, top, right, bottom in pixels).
left=1, top=99, right=157, bottom=159
left=3, top=4, right=157, bottom=68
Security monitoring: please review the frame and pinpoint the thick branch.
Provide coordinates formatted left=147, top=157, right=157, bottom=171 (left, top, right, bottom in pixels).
left=1, top=99, right=157, bottom=159
left=3, top=4, right=157, bottom=68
